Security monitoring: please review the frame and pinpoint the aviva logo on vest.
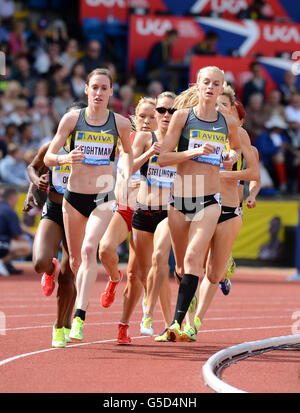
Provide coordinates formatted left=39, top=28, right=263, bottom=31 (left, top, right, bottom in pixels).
left=190, top=130, right=226, bottom=143
left=76, top=131, right=114, bottom=144
left=53, top=164, right=71, bottom=172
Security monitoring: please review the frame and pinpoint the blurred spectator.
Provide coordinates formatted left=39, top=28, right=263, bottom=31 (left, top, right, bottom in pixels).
left=27, top=17, right=51, bottom=58
left=68, top=61, right=86, bottom=100
left=80, top=39, right=104, bottom=74
left=17, top=122, right=40, bottom=152
left=280, top=71, right=300, bottom=105
left=59, top=38, right=79, bottom=75
left=264, top=89, right=287, bottom=122
left=244, top=93, right=268, bottom=142
left=8, top=98, right=31, bottom=126
left=237, top=0, right=272, bottom=20
left=147, top=80, right=164, bottom=99
left=242, top=61, right=267, bottom=106
left=146, top=29, right=179, bottom=90
left=31, top=96, right=55, bottom=141
left=0, top=143, right=29, bottom=189
left=1, top=80, right=22, bottom=116
left=0, top=186, right=31, bottom=277
left=102, top=61, right=120, bottom=97
left=32, top=79, right=50, bottom=103
left=52, top=83, right=73, bottom=123
left=243, top=62, right=266, bottom=105
left=111, top=85, right=136, bottom=119
left=12, top=55, right=38, bottom=99
left=47, top=63, right=68, bottom=97
left=185, top=31, right=219, bottom=64
left=0, top=122, right=18, bottom=158
left=0, top=0, right=15, bottom=30
left=285, top=92, right=300, bottom=149
left=7, top=19, right=28, bottom=58
left=51, top=19, right=69, bottom=50
left=254, top=116, right=296, bottom=193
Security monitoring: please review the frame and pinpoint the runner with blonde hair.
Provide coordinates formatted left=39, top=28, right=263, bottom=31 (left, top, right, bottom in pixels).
left=158, top=66, right=241, bottom=341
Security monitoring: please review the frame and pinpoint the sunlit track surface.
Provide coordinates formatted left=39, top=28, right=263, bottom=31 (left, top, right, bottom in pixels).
left=0, top=264, right=299, bottom=393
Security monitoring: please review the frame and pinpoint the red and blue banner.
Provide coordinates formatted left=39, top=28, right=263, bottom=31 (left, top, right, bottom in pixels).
left=80, top=0, right=300, bottom=23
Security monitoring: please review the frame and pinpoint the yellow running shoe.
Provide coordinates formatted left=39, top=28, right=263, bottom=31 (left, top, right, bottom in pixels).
left=69, top=317, right=84, bottom=341
left=63, top=327, right=71, bottom=343
left=180, top=325, right=196, bottom=342
left=52, top=326, right=66, bottom=348
left=154, top=328, right=169, bottom=342
left=167, top=321, right=181, bottom=342
left=194, top=316, right=202, bottom=333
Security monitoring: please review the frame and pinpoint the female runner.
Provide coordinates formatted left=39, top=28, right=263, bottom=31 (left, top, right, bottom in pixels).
left=157, top=66, right=241, bottom=341
left=24, top=101, right=86, bottom=347
left=181, top=85, right=260, bottom=341
left=99, top=96, right=157, bottom=344
left=44, top=68, right=133, bottom=341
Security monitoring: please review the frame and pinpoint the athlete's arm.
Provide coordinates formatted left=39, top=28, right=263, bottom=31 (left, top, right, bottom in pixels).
left=115, top=114, right=133, bottom=181
left=223, top=113, right=241, bottom=169
left=221, top=128, right=260, bottom=181
left=158, top=109, right=215, bottom=167
left=44, top=110, right=84, bottom=167
left=27, top=142, right=50, bottom=190
left=245, top=146, right=261, bottom=208
left=131, top=131, right=160, bottom=175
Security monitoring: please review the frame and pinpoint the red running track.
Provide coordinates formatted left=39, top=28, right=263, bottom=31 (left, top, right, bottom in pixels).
left=0, top=263, right=299, bottom=394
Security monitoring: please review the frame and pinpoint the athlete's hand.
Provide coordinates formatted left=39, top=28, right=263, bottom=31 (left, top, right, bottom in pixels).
left=37, top=173, right=49, bottom=192
left=68, top=145, right=85, bottom=164
left=148, top=141, right=161, bottom=157
left=245, top=195, right=256, bottom=209
left=197, top=143, right=215, bottom=157
left=222, top=153, right=235, bottom=170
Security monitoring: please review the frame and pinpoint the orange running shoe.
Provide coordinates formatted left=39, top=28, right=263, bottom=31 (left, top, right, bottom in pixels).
left=118, top=323, right=131, bottom=344
left=101, top=270, right=123, bottom=308
left=41, top=258, right=58, bottom=297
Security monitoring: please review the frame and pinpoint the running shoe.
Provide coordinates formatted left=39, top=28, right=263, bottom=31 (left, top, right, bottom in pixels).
left=225, top=254, right=236, bottom=279
left=188, top=295, right=197, bottom=313
left=69, top=317, right=84, bottom=341
left=101, top=270, right=123, bottom=308
left=154, top=328, right=169, bottom=342
left=219, top=278, right=231, bottom=296
left=52, top=326, right=66, bottom=348
left=118, top=323, right=131, bottom=344
left=166, top=320, right=181, bottom=342
left=63, top=327, right=71, bottom=343
left=0, top=259, right=9, bottom=277
left=180, top=325, right=197, bottom=342
left=140, top=315, right=153, bottom=336
left=41, top=258, right=58, bottom=297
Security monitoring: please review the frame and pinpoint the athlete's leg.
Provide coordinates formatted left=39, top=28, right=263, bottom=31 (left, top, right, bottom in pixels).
left=76, top=203, right=114, bottom=312
left=132, top=228, right=154, bottom=290
left=194, top=216, right=242, bottom=324
left=99, top=212, right=129, bottom=280
left=62, top=198, right=87, bottom=278
left=55, top=237, right=76, bottom=329
left=120, top=236, right=143, bottom=324
left=32, top=218, right=63, bottom=275
left=146, top=218, right=172, bottom=325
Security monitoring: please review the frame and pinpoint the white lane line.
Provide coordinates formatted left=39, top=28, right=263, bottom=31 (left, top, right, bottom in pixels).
left=0, top=335, right=148, bottom=368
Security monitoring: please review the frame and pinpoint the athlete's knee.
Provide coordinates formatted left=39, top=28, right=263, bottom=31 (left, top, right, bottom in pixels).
left=81, top=243, right=97, bottom=263
left=151, top=248, right=166, bottom=268
left=206, top=271, right=219, bottom=285
left=184, top=250, right=201, bottom=272
left=99, top=241, right=114, bottom=263
left=33, top=256, right=52, bottom=274
left=69, top=255, right=81, bottom=275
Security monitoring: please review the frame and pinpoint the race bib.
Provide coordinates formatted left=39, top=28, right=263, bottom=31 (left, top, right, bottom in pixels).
left=188, top=130, right=226, bottom=166
left=51, top=164, right=71, bottom=194
left=146, top=155, right=177, bottom=188
left=75, top=131, right=114, bottom=165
